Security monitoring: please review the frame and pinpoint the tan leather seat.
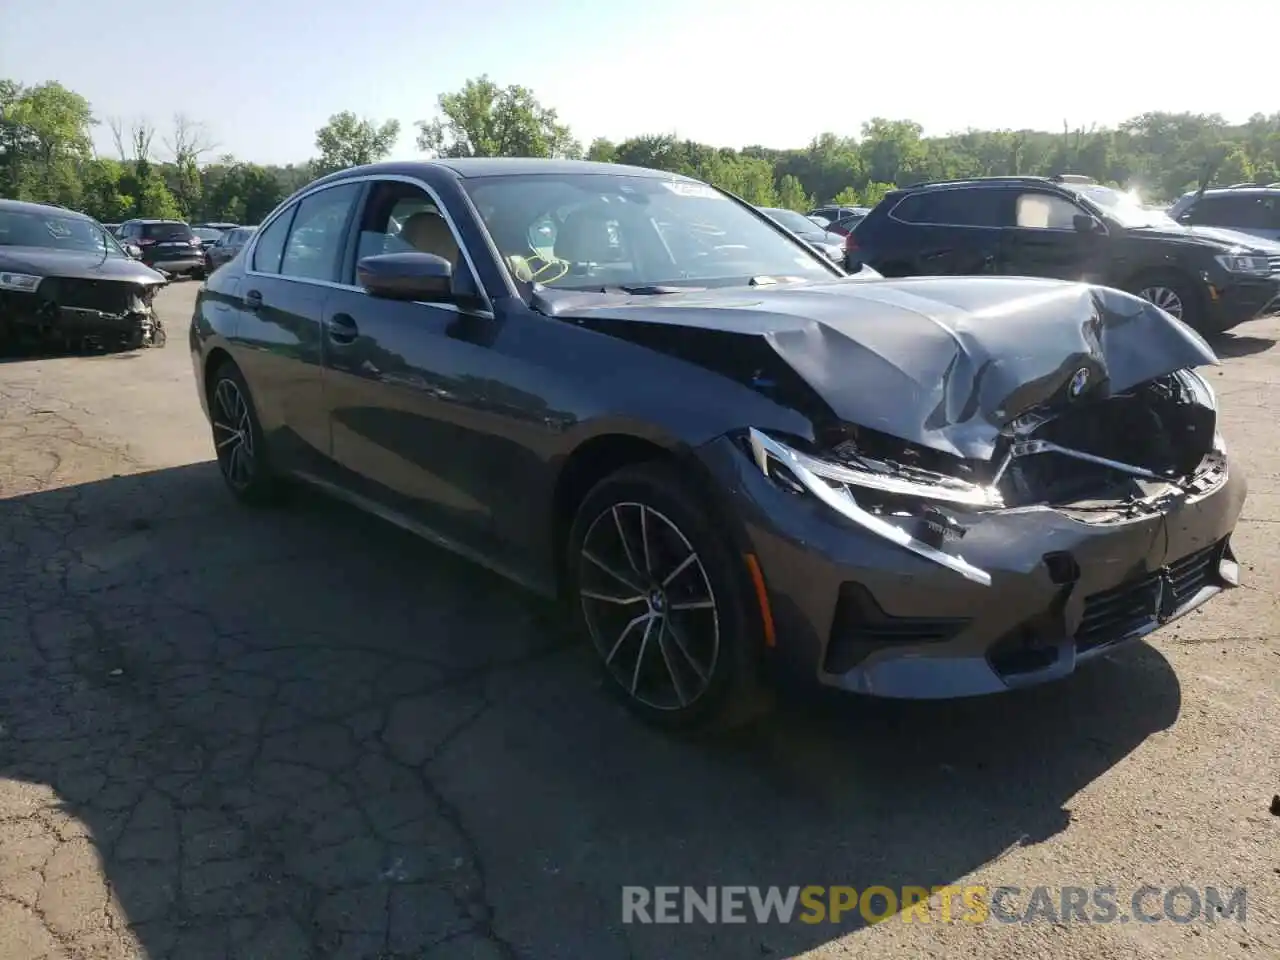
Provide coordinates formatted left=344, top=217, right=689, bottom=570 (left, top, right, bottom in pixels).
left=400, top=211, right=459, bottom=265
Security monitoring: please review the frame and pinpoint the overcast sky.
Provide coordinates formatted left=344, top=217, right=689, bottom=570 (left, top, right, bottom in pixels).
left=4, top=0, right=1278, bottom=165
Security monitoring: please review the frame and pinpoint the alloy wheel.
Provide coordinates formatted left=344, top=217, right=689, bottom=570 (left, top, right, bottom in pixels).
left=578, top=502, right=719, bottom=711
left=212, top=377, right=255, bottom=490
left=1140, top=285, right=1184, bottom=319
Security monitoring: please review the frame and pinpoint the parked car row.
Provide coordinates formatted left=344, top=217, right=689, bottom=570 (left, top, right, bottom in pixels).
left=96, top=219, right=255, bottom=279
left=843, top=175, right=1280, bottom=334
left=188, top=157, right=1247, bottom=730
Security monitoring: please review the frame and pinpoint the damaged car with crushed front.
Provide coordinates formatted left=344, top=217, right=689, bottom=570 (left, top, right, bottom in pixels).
left=190, top=159, right=1246, bottom=729
left=0, top=199, right=167, bottom=352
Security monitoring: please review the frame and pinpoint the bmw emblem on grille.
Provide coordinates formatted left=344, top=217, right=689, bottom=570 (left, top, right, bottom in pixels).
left=1069, top=367, right=1090, bottom=398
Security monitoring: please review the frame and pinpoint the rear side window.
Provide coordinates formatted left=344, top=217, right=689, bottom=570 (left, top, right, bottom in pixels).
left=891, top=188, right=1006, bottom=227
left=251, top=207, right=296, bottom=274
left=142, top=222, right=194, bottom=241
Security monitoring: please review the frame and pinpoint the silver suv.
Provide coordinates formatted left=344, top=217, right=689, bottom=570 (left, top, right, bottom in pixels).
left=1168, top=185, right=1280, bottom=242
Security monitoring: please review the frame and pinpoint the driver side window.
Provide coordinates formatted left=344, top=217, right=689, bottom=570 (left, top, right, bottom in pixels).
left=354, top=181, right=464, bottom=267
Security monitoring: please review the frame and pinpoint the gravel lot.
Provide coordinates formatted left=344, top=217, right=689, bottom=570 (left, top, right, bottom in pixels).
left=0, top=282, right=1277, bottom=960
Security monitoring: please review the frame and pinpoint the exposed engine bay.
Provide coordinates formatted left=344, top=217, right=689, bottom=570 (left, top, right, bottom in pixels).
left=809, top=369, right=1225, bottom=525
left=0, top=277, right=167, bottom=352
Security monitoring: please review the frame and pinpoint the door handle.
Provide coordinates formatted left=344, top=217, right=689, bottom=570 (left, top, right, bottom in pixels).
left=326, top=312, right=359, bottom=344
left=244, top=289, right=263, bottom=311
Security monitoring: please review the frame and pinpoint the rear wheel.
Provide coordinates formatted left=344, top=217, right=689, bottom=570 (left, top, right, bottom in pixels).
left=208, top=361, right=285, bottom=506
left=566, top=462, right=770, bottom=731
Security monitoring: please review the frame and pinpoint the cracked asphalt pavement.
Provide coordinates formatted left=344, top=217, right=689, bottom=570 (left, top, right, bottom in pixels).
left=0, top=283, right=1277, bottom=960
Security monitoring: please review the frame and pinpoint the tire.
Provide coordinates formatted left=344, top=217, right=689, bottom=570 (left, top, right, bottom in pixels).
left=1128, top=271, right=1206, bottom=332
left=566, top=462, right=771, bottom=731
left=207, top=360, right=286, bottom=506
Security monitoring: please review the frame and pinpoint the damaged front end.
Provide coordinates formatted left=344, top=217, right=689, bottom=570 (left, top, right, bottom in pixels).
left=0, top=276, right=167, bottom=352
left=746, top=366, right=1232, bottom=588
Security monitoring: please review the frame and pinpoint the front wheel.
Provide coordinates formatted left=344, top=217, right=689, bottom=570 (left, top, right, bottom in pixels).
left=566, top=462, right=771, bottom=731
left=1130, top=272, right=1206, bottom=332
left=207, top=362, right=285, bottom=506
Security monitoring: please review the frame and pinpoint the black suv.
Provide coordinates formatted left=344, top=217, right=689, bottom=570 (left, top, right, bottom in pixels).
left=851, top=176, right=1280, bottom=334
left=117, top=219, right=204, bottom=277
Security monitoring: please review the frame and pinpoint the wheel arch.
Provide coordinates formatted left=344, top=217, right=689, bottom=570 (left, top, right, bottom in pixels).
left=203, top=346, right=235, bottom=404
left=549, top=430, right=751, bottom=594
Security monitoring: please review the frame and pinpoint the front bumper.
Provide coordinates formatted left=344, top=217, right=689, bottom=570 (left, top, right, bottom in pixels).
left=1202, top=273, right=1280, bottom=332
left=1, top=294, right=163, bottom=347
left=698, top=436, right=1247, bottom=699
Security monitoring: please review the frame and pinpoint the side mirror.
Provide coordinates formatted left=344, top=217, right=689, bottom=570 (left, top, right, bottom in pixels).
left=1177, top=211, right=1193, bottom=223
left=358, top=252, right=455, bottom=301
left=1072, top=214, right=1101, bottom=234
left=125, top=243, right=142, bottom=258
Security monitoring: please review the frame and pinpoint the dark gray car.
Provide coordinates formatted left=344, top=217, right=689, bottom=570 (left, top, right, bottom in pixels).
left=189, top=159, right=1246, bottom=729
left=0, top=199, right=168, bottom=350
left=204, top=225, right=257, bottom=273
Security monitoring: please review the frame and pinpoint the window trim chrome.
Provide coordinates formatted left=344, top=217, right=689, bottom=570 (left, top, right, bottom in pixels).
left=242, top=172, right=496, bottom=317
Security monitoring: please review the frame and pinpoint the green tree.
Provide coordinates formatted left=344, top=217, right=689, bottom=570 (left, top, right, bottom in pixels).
left=135, top=172, right=181, bottom=218
left=3, top=81, right=94, bottom=206
left=859, top=181, right=896, bottom=207
left=416, top=75, right=580, bottom=159
left=80, top=158, right=133, bottom=221
left=775, top=174, right=810, bottom=211
left=858, top=118, right=926, bottom=186
left=586, top=137, right=616, bottom=162
left=613, top=134, right=688, bottom=173
left=163, top=114, right=215, bottom=218
left=314, top=111, right=400, bottom=175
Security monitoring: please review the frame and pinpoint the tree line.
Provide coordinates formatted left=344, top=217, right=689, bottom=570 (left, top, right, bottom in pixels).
left=3, top=74, right=1279, bottom=228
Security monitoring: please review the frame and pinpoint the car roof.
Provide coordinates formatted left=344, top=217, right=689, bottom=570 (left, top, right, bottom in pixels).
left=315, top=158, right=693, bottom=183
left=1192, top=186, right=1280, bottom=198
left=129, top=218, right=187, bottom=224
left=0, top=197, right=94, bottom=220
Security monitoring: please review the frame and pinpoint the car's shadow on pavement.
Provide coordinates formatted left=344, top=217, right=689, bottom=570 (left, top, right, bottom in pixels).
left=1210, top=332, right=1276, bottom=358
left=0, top=463, right=1182, bottom=960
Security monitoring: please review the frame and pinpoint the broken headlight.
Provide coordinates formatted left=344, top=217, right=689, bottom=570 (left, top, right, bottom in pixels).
left=745, top=428, right=995, bottom=586
left=746, top=428, right=1003, bottom=509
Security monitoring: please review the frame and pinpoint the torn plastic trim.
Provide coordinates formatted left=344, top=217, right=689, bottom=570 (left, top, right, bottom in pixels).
left=747, top=428, right=993, bottom=587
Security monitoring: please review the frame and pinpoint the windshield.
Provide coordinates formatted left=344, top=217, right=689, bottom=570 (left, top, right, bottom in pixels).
left=760, top=207, right=819, bottom=234
left=1069, top=184, right=1177, bottom=229
left=192, top=227, right=224, bottom=243
left=0, top=209, right=123, bottom=257
left=463, top=173, right=836, bottom=292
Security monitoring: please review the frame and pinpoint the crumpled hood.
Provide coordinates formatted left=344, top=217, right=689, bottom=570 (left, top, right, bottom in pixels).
left=0, top=246, right=167, bottom=284
left=540, top=276, right=1218, bottom=460
left=1130, top=224, right=1280, bottom=253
